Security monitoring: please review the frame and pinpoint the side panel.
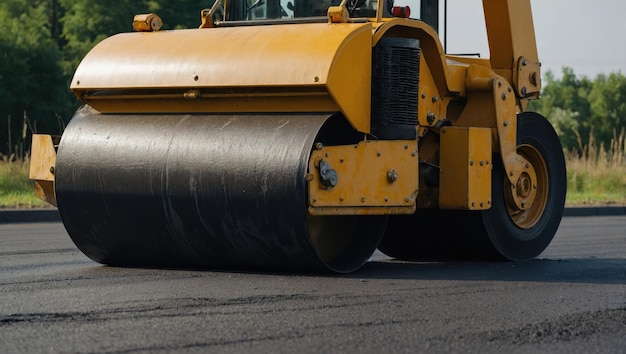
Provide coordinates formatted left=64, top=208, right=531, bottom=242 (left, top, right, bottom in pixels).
left=439, top=126, right=492, bottom=210
left=308, top=140, right=419, bottom=215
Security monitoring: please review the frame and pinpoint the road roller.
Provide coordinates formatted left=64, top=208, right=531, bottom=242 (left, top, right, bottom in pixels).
left=29, top=0, right=566, bottom=273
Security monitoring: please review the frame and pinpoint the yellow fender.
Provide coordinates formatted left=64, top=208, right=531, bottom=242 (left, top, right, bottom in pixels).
left=71, top=22, right=373, bottom=133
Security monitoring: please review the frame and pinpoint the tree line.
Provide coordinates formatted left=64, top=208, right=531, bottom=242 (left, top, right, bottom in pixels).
left=528, top=67, right=626, bottom=154
left=1, top=1, right=625, bottom=157
left=1, top=0, right=205, bottom=158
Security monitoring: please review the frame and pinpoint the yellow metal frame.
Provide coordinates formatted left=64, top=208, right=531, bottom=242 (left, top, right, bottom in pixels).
left=453, top=64, right=538, bottom=211
left=29, top=134, right=58, bottom=206
left=30, top=0, right=545, bottom=214
left=308, top=140, right=419, bottom=215
left=439, top=127, right=492, bottom=210
left=483, top=0, right=541, bottom=107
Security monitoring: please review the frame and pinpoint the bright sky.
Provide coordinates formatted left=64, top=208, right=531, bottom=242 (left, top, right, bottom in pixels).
left=401, top=0, right=626, bottom=79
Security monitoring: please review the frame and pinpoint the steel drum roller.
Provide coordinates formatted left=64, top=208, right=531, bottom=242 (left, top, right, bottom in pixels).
left=55, top=106, right=386, bottom=273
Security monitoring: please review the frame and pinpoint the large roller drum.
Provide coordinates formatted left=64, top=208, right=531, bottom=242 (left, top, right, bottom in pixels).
left=55, top=106, right=387, bottom=273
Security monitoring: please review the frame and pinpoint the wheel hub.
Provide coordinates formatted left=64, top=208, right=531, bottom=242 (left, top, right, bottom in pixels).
left=507, top=165, right=537, bottom=211
left=504, top=144, right=548, bottom=229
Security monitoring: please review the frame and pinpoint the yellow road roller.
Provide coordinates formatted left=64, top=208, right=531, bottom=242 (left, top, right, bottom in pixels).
left=29, top=0, right=566, bottom=273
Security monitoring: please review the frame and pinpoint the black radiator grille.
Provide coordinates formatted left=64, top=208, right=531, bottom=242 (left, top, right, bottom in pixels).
left=371, top=37, right=420, bottom=139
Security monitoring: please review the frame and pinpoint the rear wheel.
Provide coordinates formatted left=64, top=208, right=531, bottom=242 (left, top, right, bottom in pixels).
left=378, top=112, right=566, bottom=261
left=481, top=111, right=566, bottom=260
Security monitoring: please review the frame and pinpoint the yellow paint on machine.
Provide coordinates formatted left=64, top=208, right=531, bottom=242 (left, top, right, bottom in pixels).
left=439, top=126, right=492, bottom=210
left=308, top=140, right=419, bottom=215
left=29, top=134, right=58, bottom=207
left=71, top=22, right=373, bottom=134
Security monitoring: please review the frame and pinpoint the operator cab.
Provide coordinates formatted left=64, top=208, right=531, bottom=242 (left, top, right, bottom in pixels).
left=225, top=0, right=382, bottom=21
left=211, top=0, right=439, bottom=33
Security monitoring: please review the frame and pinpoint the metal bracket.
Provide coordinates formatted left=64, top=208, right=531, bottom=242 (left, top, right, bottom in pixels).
left=29, top=134, right=59, bottom=207
left=328, top=0, right=351, bottom=23
left=318, top=159, right=338, bottom=187
left=492, top=77, right=537, bottom=211
left=514, top=56, right=541, bottom=99
left=464, top=65, right=537, bottom=211
left=199, top=0, right=223, bottom=28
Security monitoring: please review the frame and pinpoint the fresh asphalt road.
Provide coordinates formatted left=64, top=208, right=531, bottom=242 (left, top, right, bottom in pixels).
left=1, top=216, right=625, bottom=353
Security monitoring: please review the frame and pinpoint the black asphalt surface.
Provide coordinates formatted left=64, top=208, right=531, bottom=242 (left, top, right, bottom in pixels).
left=1, top=216, right=625, bottom=353
left=1, top=205, right=625, bottom=224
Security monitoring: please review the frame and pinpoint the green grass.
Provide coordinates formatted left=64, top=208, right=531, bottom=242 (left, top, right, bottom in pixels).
left=0, top=159, right=52, bottom=209
left=566, top=161, right=626, bottom=205
left=1, top=140, right=625, bottom=208
left=564, top=131, right=626, bottom=205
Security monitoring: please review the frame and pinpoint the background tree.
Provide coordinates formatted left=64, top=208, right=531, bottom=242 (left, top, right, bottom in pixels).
left=527, top=67, right=626, bottom=153
left=58, top=0, right=205, bottom=77
left=587, top=72, right=626, bottom=148
left=0, top=0, right=71, bottom=158
left=58, top=0, right=144, bottom=78
left=1, top=0, right=206, bottom=156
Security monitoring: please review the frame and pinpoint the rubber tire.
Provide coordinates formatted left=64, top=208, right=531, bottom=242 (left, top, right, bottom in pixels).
left=378, top=112, right=566, bottom=261
left=480, top=111, right=566, bottom=260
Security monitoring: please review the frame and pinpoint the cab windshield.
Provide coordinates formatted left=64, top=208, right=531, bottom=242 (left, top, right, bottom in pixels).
left=224, top=0, right=380, bottom=21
